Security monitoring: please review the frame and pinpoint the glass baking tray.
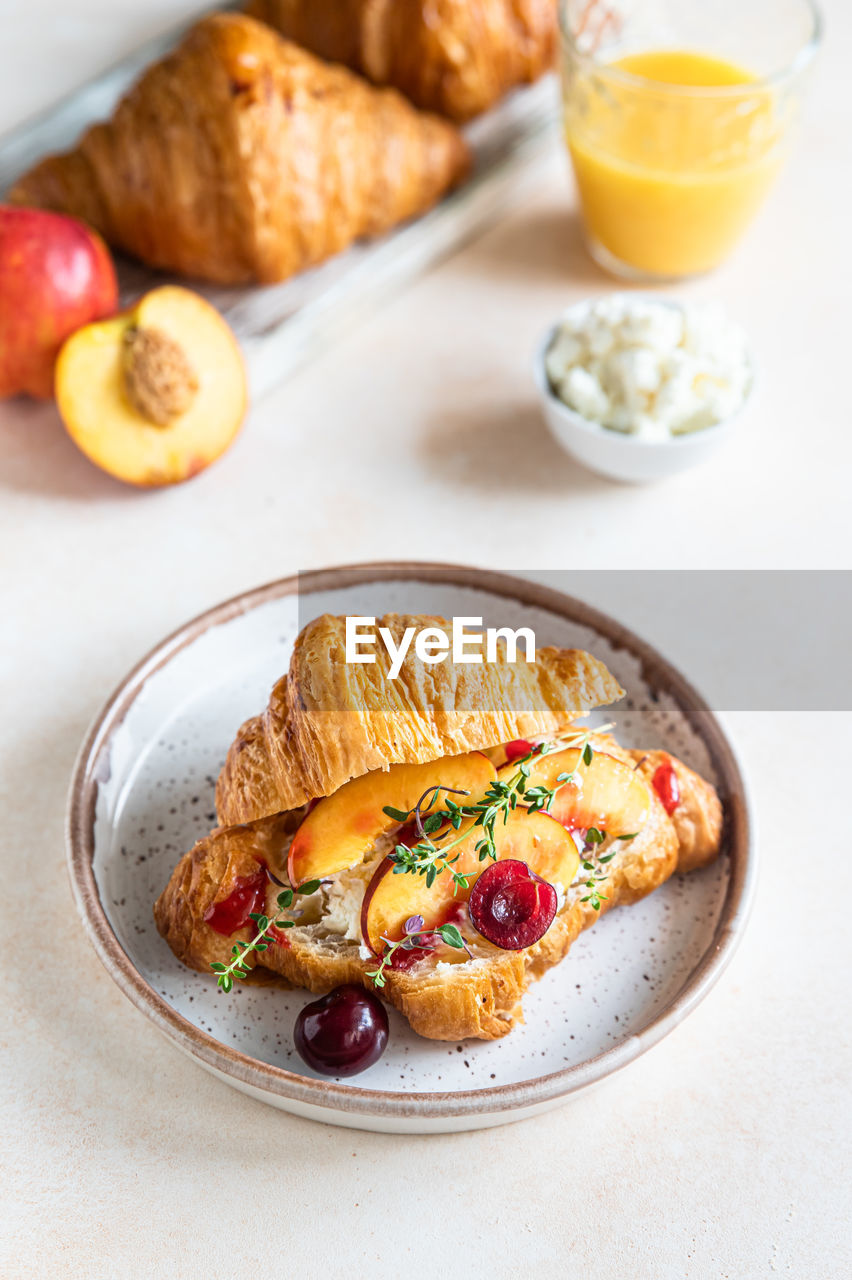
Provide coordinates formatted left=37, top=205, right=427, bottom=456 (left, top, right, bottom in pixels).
left=0, top=10, right=559, bottom=399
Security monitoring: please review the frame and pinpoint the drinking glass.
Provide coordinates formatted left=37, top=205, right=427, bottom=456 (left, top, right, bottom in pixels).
left=559, top=0, right=822, bottom=280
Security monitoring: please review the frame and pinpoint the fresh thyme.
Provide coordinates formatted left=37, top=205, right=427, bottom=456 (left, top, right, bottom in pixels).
left=210, top=878, right=322, bottom=992
left=383, top=730, right=608, bottom=892
left=578, top=829, right=637, bottom=911
left=365, top=914, right=469, bottom=989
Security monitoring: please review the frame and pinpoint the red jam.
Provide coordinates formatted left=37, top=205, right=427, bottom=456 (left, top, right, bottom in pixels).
left=394, top=820, right=419, bottom=848
left=204, top=867, right=267, bottom=936
left=441, top=900, right=469, bottom=930
left=267, top=923, right=292, bottom=948
left=388, top=939, right=436, bottom=972
left=504, top=739, right=534, bottom=764
left=652, top=758, right=681, bottom=816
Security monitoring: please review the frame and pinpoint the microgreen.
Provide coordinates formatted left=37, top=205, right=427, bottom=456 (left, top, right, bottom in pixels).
left=210, top=877, right=322, bottom=992
left=383, top=728, right=612, bottom=890
left=365, top=914, right=470, bottom=990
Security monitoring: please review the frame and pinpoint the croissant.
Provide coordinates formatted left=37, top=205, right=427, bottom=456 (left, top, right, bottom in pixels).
left=215, top=612, right=626, bottom=825
left=247, top=0, right=558, bottom=122
left=155, top=735, right=722, bottom=1040
left=9, top=14, right=470, bottom=285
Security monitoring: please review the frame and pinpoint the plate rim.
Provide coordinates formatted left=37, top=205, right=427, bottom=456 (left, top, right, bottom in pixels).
left=66, top=561, right=755, bottom=1121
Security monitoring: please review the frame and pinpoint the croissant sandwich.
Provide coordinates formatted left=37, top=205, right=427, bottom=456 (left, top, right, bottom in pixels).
left=247, top=0, right=558, bottom=122
left=9, top=14, right=469, bottom=285
left=155, top=614, right=723, bottom=1043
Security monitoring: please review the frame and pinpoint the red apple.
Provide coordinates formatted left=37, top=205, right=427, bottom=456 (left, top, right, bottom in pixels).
left=0, top=205, right=118, bottom=399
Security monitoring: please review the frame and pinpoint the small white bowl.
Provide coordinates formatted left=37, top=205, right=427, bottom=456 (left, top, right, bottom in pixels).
left=534, top=300, right=753, bottom=484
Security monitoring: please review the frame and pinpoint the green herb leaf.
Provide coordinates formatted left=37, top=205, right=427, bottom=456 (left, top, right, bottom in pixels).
left=297, top=879, right=322, bottom=896
left=383, top=805, right=411, bottom=822
left=438, top=923, right=465, bottom=949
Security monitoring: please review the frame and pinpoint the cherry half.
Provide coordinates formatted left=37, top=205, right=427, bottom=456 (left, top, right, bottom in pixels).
left=468, top=859, right=558, bottom=951
left=294, top=985, right=389, bottom=1077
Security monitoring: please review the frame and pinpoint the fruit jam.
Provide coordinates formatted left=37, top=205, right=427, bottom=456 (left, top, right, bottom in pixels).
left=203, top=863, right=289, bottom=946
left=652, top=758, right=681, bottom=816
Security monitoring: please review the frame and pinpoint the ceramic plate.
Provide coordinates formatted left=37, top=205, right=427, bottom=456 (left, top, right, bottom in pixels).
left=67, top=564, right=753, bottom=1133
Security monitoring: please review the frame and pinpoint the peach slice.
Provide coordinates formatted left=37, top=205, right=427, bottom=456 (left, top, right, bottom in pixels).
left=360, top=809, right=580, bottom=955
left=55, top=284, right=246, bottom=486
left=287, top=752, right=497, bottom=887
left=500, top=746, right=651, bottom=836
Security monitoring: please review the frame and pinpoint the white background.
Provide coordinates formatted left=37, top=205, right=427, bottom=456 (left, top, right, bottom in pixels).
left=1, top=2, right=850, bottom=1277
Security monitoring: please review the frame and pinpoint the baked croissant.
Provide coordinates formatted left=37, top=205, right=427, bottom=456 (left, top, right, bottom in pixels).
left=156, top=734, right=722, bottom=1041
left=9, top=14, right=470, bottom=285
left=247, top=0, right=558, bottom=122
left=215, top=612, right=626, bottom=825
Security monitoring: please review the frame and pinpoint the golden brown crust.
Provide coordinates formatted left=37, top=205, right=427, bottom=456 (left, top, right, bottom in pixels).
left=10, top=14, right=469, bottom=284
left=629, top=749, right=723, bottom=873
left=155, top=738, right=722, bottom=1041
left=247, top=0, right=558, bottom=121
left=215, top=613, right=625, bottom=824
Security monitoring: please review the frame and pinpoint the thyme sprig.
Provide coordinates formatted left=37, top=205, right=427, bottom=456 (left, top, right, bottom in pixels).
left=210, top=878, right=322, bottom=992
left=365, top=914, right=469, bottom=990
left=383, top=728, right=611, bottom=891
left=578, top=829, right=637, bottom=911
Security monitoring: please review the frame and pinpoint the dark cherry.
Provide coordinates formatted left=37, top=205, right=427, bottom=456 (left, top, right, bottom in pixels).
left=468, top=859, right=558, bottom=950
left=652, top=757, right=681, bottom=816
left=294, top=984, right=389, bottom=1077
left=503, top=738, right=534, bottom=764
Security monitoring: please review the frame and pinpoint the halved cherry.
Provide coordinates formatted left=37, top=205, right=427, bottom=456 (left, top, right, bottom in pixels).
left=468, top=859, right=558, bottom=950
left=360, top=809, right=578, bottom=955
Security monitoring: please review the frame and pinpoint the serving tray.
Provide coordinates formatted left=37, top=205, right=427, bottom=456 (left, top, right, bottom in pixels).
left=66, top=564, right=754, bottom=1134
left=0, top=9, right=560, bottom=400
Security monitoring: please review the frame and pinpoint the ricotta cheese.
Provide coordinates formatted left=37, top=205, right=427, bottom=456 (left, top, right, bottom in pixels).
left=545, top=296, right=751, bottom=440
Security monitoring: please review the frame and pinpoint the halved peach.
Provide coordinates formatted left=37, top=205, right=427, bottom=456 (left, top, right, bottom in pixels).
left=55, top=284, right=246, bottom=486
left=501, top=746, right=651, bottom=836
left=287, top=752, right=496, bottom=887
left=360, top=809, right=580, bottom=955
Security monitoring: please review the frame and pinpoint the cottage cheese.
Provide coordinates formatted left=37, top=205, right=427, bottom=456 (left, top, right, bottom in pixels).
left=545, top=296, right=751, bottom=440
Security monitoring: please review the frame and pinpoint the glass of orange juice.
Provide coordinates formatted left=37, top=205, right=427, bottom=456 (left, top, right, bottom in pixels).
left=559, top=0, right=822, bottom=280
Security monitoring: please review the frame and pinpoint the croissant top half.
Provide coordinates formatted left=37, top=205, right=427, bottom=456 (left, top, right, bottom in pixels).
left=215, top=612, right=625, bottom=823
left=247, top=0, right=558, bottom=122
left=9, top=14, right=470, bottom=284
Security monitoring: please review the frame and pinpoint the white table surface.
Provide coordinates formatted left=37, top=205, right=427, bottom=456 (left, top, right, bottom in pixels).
left=1, top=3, right=850, bottom=1277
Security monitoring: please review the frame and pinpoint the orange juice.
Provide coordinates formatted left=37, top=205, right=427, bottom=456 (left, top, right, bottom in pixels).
left=566, top=50, right=783, bottom=277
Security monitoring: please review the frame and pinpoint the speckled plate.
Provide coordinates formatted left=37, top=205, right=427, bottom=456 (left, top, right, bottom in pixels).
left=66, top=564, right=753, bottom=1133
